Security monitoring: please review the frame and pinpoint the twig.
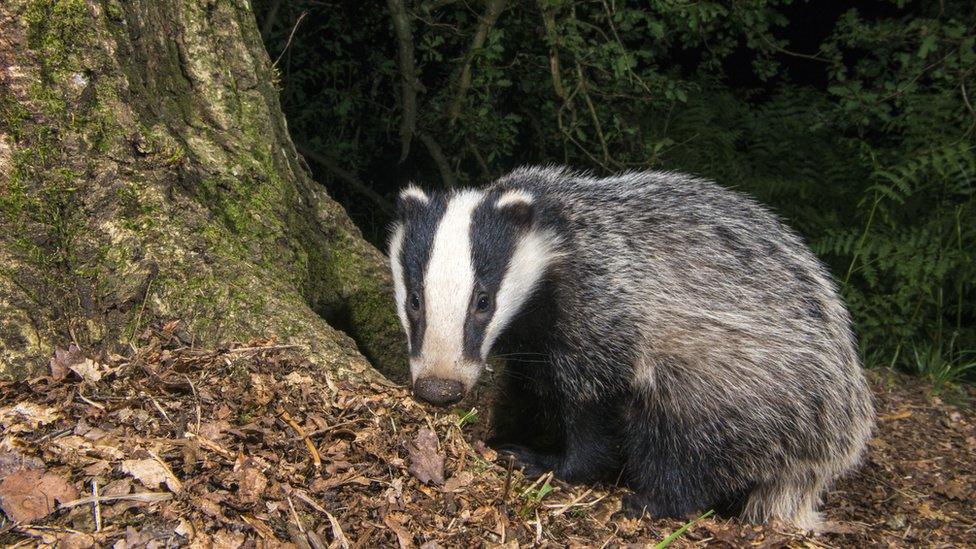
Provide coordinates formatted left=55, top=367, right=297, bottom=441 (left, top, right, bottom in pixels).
left=125, top=268, right=156, bottom=349
left=306, top=530, right=328, bottom=549
left=286, top=419, right=368, bottom=443
left=417, top=131, right=457, bottom=188
left=446, top=0, right=508, bottom=126
left=961, top=74, right=976, bottom=118
left=281, top=410, right=322, bottom=470
left=92, top=480, right=102, bottom=532
left=502, top=454, right=515, bottom=503
left=272, top=11, right=308, bottom=68
left=293, top=490, right=327, bottom=514
left=547, top=488, right=593, bottom=516
left=146, top=449, right=183, bottom=492
left=184, top=431, right=234, bottom=458
left=287, top=495, right=305, bottom=533
left=465, top=137, right=490, bottom=180
left=260, top=0, right=284, bottom=39
left=419, top=0, right=458, bottom=12
left=292, top=489, right=351, bottom=549
left=143, top=392, right=173, bottom=426
left=387, top=0, right=421, bottom=161
left=295, top=145, right=395, bottom=215
left=759, top=33, right=828, bottom=63
left=575, top=61, right=612, bottom=165
left=286, top=524, right=313, bottom=549
left=77, top=387, right=105, bottom=411
left=16, top=524, right=87, bottom=535
left=32, top=427, right=73, bottom=444
left=224, top=343, right=304, bottom=354
left=61, top=492, right=172, bottom=509
left=519, top=471, right=554, bottom=499
left=184, top=374, right=201, bottom=433
left=325, top=511, right=351, bottom=549
left=241, top=515, right=275, bottom=539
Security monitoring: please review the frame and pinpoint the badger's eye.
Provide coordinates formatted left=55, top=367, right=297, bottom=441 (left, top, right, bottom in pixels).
left=409, top=291, right=421, bottom=311
left=475, top=292, right=490, bottom=312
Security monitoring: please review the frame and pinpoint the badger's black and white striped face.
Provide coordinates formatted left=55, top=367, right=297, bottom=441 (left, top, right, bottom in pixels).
left=388, top=185, right=560, bottom=405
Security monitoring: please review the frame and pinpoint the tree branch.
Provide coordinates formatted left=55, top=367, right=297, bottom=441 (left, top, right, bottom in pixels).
left=417, top=132, right=457, bottom=188
left=465, top=137, right=491, bottom=180
left=575, top=62, right=612, bottom=166
left=295, top=145, right=395, bottom=216
left=419, top=0, right=459, bottom=13
left=447, top=0, right=508, bottom=126
left=260, top=0, right=284, bottom=39
left=387, top=0, right=422, bottom=162
left=540, top=3, right=578, bottom=125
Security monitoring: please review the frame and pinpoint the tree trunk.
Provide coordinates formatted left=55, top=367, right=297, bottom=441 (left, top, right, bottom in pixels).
left=0, top=0, right=406, bottom=382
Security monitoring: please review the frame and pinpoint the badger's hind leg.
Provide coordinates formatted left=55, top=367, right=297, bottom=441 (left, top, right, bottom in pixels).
left=742, top=469, right=825, bottom=531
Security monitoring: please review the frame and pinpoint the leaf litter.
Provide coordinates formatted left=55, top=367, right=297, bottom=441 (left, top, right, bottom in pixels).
left=0, top=319, right=973, bottom=548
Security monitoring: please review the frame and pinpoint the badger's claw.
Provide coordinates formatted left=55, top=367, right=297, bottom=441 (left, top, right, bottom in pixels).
left=495, top=444, right=560, bottom=478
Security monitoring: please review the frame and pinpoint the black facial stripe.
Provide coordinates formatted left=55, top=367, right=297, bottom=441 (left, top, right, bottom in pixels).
left=462, top=190, right=530, bottom=360
left=400, top=194, right=448, bottom=357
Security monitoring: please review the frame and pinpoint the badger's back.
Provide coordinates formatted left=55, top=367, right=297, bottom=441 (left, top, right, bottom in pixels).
left=492, top=167, right=874, bottom=506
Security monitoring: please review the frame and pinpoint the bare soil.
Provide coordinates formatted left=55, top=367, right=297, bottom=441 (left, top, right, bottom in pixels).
left=1, top=322, right=973, bottom=548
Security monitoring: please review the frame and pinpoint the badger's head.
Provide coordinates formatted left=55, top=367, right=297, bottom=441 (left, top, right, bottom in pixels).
left=388, top=185, right=560, bottom=406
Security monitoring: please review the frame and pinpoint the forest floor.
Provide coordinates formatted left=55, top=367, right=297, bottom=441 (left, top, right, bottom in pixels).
left=0, top=321, right=974, bottom=548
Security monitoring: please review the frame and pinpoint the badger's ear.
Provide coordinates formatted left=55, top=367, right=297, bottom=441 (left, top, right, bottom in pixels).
left=494, top=189, right=535, bottom=228
left=397, top=184, right=429, bottom=218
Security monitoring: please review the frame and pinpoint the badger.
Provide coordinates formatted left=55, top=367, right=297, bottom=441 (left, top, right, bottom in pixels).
left=388, top=166, right=874, bottom=530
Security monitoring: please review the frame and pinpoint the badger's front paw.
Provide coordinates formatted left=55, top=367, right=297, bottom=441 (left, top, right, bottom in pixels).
left=495, top=444, right=560, bottom=478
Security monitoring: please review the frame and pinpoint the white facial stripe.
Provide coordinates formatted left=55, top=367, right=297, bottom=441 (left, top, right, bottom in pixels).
left=495, top=189, right=534, bottom=209
left=388, top=224, right=409, bottom=346
left=400, top=185, right=429, bottom=204
left=481, top=229, right=562, bottom=358
left=422, top=190, right=485, bottom=372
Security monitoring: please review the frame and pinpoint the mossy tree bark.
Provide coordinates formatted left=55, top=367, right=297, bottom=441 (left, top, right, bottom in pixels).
left=0, top=0, right=407, bottom=382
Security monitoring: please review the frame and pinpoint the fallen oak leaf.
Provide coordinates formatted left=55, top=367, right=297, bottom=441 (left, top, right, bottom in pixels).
left=442, top=471, right=474, bottom=493
left=0, top=448, right=44, bottom=480
left=68, top=358, right=105, bottom=384
left=0, top=403, right=60, bottom=433
left=407, top=427, right=444, bottom=485
left=49, top=345, right=85, bottom=381
left=0, top=469, right=79, bottom=523
left=120, top=457, right=181, bottom=492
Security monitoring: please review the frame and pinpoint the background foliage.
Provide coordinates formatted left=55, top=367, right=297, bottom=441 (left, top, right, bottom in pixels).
left=254, top=0, right=975, bottom=385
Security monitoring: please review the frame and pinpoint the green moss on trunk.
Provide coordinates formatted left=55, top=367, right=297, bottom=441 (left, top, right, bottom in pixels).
left=0, top=0, right=406, bottom=381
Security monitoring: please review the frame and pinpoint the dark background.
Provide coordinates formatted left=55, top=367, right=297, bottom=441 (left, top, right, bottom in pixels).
left=253, top=0, right=975, bottom=387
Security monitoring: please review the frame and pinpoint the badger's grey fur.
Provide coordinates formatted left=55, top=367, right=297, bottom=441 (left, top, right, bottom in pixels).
left=389, top=166, right=874, bottom=530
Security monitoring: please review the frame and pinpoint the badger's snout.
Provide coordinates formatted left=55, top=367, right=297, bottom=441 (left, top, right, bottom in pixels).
left=413, top=377, right=465, bottom=406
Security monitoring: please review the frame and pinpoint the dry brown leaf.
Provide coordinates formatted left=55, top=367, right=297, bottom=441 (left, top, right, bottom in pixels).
left=442, top=471, right=474, bottom=493
left=69, top=357, right=105, bottom=383
left=935, top=478, right=972, bottom=500
left=0, top=402, right=60, bottom=433
left=121, top=458, right=180, bottom=492
left=815, top=520, right=863, bottom=535
left=249, top=373, right=274, bottom=406
left=235, top=463, right=268, bottom=504
left=0, top=447, right=44, bottom=480
left=49, top=345, right=85, bottom=381
left=0, top=469, right=79, bottom=523
left=212, top=529, right=247, bottom=549
left=283, top=371, right=314, bottom=386
left=407, top=428, right=444, bottom=485
left=382, top=512, right=414, bottom=549
left=58, top=532, right=95, bottom=549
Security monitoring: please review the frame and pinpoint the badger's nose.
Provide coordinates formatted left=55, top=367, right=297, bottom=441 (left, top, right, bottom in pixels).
left=413, top=377, right=464, bottom=406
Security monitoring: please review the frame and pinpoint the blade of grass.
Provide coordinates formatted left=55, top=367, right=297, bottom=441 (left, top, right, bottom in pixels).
left=654, top=509, right=714, bottom=549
